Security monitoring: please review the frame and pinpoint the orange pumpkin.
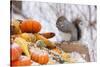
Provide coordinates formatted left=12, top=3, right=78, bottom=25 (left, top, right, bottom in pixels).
left=11, top=56, right=32, bottom=66
left=30, top=48, right=49, bottom=64
left=20, top=19, right=41, bottom=33
left=11, top=43, right=22, bottom=61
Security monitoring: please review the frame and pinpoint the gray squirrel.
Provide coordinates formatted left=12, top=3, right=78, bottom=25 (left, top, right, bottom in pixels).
left=56, top=16, right=81, bottom=41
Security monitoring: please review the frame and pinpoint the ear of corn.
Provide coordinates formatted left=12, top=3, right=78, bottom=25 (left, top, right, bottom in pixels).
left=14, top=37, right=30, bottom=58
left=20, top=33, right=36, bottom=42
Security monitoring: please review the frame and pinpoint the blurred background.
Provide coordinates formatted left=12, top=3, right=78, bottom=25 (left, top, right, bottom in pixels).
left=11, top=0, right=97, bottom=62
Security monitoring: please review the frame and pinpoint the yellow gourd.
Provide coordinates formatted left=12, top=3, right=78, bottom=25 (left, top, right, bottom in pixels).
left=14, top=37, right=30, bottom=58
left=20, top=33, right=36, bottom=42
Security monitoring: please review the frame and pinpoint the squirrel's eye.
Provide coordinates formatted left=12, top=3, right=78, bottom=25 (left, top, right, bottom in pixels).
left=59, top=19, right=62, bottom=22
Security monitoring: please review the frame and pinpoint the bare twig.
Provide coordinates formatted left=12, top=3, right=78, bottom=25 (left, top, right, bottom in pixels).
left=75, top=5, right=88, bottom=21
left=88, top=5, right=91, bottom=23
left=11, top=3, right=29, bottom=19
left=69, top=5, right=74, bottom=21
left=48, top=4, right=59, bottom=17
left=88, top=6, right=93, bottom=40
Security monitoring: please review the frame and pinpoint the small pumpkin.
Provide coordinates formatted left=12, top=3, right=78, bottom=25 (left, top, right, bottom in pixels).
left=20, top=19, right=41, bottom=33
left=30, top=48, right=49, bottom=64
left=11, top=56, right=32, bottom=66
left=11, top=43, right=22, bottom=61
